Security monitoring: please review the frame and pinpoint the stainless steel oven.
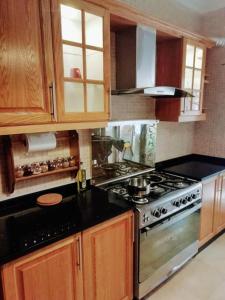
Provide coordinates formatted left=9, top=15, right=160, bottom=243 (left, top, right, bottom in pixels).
left=136, top=200, right=201, bottom=299
left=99, top=169, right=202, bottom=299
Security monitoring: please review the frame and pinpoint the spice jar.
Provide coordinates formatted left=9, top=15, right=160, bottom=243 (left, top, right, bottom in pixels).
left=68, top=156, right=76, bottom=167
left=63, top=158, right=70, bottom=168
left=40, top=161, right=48, bottom=173
left=47, top=160, right=56, bottom=171
left=32, top=163, right=42, bottom=175
left=23, top=164, right=34, bottom=176
left=55, top=157, right=63, bottom=170
left=15, top=165, right=24, bottom=178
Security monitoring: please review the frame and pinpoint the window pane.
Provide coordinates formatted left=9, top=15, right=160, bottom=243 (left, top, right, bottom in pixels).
left=85, top=13, right=103, bottom=48
left=195, top=47, right=203, bottom=69
left=87, top=84, right=104, bottom=112
left=64, top=82, right=84, bottom=112
left=60, top=5, right=82, bottom=43
left=86, top=49, right=103, bottom=80
left=186, top=44, right=195, bottom=67
left=193, top=70, right=202, bottom=90
left=63, top=45, right=83, bottom=78
left=184, top=68, right=193, bottom=89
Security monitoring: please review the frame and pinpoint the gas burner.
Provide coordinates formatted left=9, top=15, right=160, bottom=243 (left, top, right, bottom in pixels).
left=131, top=197, right=149, bottom=205
left=151, top=186, right=167, bottom=196
left=164, top=181, right=190, bottom=189
left=143, top=174, right=164, bottom=183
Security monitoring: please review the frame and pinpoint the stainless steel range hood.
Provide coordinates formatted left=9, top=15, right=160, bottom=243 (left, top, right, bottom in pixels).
left=111, top=25, right=193, bottom=98
left=111, top=87, right=193, bottom=97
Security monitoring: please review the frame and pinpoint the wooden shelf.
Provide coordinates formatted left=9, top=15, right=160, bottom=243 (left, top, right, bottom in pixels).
left=3, top=130, right=80, bottom=194
left=15, top=166, right=78, bottom=182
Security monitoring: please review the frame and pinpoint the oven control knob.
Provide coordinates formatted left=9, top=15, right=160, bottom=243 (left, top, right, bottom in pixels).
left=159, top=207, right=168, bottom=214
left=182, top=198, right=187, bottom=205
left=173, top=200, right=181, bottom=207
left=152, top=210, right=161, bottom=218
left=191, top=194, right=197, bottom=199
left=186, top=196, right=192, bottom=202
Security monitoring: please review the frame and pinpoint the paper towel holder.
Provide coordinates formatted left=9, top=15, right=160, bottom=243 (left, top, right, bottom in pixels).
left=3, top=131, right=80, bottom=194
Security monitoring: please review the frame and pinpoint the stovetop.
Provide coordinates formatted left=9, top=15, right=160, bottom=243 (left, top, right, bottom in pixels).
left=102, top=171, right=198, bottom=205
left=101, top=170, right=202, bottom=228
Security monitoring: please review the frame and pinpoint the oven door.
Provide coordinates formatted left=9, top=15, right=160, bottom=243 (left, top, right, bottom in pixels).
left=139, top=202, right=201, bottom=284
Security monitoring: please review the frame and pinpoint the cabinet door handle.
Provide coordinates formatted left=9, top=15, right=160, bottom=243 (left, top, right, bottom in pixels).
left=76, top=236, right=82, bottom=271
left=49, top=82, right=57, bottom=121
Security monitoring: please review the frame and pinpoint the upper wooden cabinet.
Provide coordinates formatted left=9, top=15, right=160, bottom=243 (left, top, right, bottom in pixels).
left=1, top=235, right=83, bottom=300
left=51, top=0, right=110, bottom=122
left=0, top=0, right=55, bottom=125
left=156, top=38, right=207, bottom=122
left=0, top=0, right=110, bottom=129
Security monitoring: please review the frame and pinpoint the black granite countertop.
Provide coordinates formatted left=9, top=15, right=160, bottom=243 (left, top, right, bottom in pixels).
left=0, top=184, right=132, bottom=265
left=156, top=154, right=225, bottom=181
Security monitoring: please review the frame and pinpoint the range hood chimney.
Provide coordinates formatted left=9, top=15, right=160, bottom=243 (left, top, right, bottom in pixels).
left=112, top=25, right=193, bottom=98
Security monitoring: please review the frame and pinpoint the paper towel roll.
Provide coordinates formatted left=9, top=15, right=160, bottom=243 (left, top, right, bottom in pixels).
left=25, top=132, right=57, bottom=152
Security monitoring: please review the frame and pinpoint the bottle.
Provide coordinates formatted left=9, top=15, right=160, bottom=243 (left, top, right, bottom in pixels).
left=77, top=162, right=87, bottom=192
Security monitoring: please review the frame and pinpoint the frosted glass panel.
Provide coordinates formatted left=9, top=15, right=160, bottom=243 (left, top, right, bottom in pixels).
left=61, top=5, right=82, bottom=43
left=184, top=97, right=191, bottom=111
left=63, top=45, right=83, bottom=78
left=64, top=82, right=84, bottom=112
left=192, top=101, right=200, bottom=111
left=86, top=50, right=103, bottom=80
left=186, top=45, right=195, bottom=67
left=85, top=13, right=103, bottom=48
left=87, top=84, right=104, bottom=112
left=184, top=68, right=193, bottom=89
left=195, top=48, right=203, bottom=69
left=193, top=70, right=201, bottom=90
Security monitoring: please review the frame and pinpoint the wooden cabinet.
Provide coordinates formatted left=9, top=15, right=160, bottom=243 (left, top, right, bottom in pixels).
left=1, top=211, right=134, bottom=300
left=199, top=176, right=217, bottom=246
left=199, top=173, right=225, bottom=247
left=1, top=234, right=83, bottom=300
left=51, top=0, right=110, bottom=123
left=82, top=211, right=133, bottom=300
left=213, top=173, right=225, bottom=234
left=156, top=38, right=207, bottom=122
left=0, top=0, right=110, bottom=130
left=0, top=0, right=55, bottom=125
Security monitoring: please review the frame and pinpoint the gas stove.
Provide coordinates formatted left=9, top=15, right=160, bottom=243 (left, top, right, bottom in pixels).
left=100, top=170, right=202, bottom=228
left=100, top=169, right=202, bottom=299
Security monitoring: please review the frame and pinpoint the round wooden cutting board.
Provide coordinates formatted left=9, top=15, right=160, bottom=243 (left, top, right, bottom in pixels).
left=37, top=193, right=62, bottom=206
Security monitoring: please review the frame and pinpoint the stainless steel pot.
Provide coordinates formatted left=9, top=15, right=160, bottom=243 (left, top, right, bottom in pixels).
left=127, top=177, right=152, bottom=198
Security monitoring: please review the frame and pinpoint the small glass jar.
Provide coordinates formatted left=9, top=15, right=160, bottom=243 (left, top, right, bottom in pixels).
left=23, top=164, right=34, bottom=176
left=63, top=158, right=70, bottom=168
left=68, top=156, right=76, bottom=167
left=32, top=162, right=42, bottom=175
left=40, top=161, right=48, bottom=173
left=55, top=157, right=63, bottom=170
left=47, top=160, right=56, bottom=171
left=15, top=165, right=24, bottom=178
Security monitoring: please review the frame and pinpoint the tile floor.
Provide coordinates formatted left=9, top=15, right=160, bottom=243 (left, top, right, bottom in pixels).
left=145, top=234, right=225, bottom=300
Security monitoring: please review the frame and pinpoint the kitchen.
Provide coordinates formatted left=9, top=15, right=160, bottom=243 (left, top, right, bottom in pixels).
left=0, top=0, right=225, bottom=299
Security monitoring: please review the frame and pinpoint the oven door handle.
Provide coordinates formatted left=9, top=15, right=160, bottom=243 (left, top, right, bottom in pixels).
left=143, top=203, right=201, bottom=234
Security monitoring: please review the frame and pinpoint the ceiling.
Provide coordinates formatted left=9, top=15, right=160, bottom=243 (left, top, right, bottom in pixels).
left=176, top=0, right=225, bottom=14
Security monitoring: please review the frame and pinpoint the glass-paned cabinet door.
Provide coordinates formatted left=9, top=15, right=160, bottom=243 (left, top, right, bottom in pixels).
left=53, top=0, right=109, bottom=121
left=182, top=40, right=206, bottom=115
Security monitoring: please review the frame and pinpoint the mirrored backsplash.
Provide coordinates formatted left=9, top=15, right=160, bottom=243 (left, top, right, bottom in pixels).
left=92, top=120, right=157, bottom=184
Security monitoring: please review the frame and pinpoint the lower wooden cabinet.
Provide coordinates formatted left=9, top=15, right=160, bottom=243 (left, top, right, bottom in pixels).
left=1, top=234, right=83, bottom=300
left=82, top=211, right=133, bottom=300
left=199, top=173, right=225, bottom=247
left=1, top=211, right=134, bottom=300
